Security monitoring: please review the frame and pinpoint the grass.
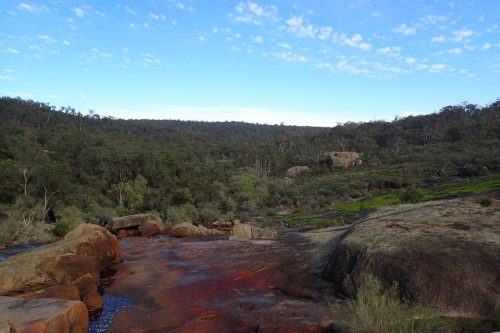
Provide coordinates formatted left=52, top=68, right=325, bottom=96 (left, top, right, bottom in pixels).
left=333, top=174, right=500, bottom=216
left=280, top=171, right=499, bottom=229
left=346, top=274, right=438, bottom=333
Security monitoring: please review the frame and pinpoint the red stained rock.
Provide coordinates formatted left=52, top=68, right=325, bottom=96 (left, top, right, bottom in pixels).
left=127, top=229, right=141, bottom=237
left=71, top=273, right=98, bottom=297
left=116, top=229, right=128, bottom=239
left=105, top=236, right=338, bottom=333
left=20, top=284, right=81, bottom=301
left=83, top=291, right=103, bottom=311
left=0, top=296, right=88, bottom=333
left=140, top=223, right=161, bottom=237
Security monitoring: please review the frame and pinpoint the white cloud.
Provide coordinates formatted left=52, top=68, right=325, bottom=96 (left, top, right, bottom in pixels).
left=273, top=51, right=308, bottom=63
left=286, top=16, right=317, bottom=38
left=0, top=76, right=15, bottom=81
left=252, top=36, right=263, bottom=44
left=4, top=68, right=15, bottom=73
left=405, top=57, right=417, bottom=65
left=429, top=63, right=447, bottom=73
left=377, top=46, right=401, bottom=57
left=62, top=40, right=70, bottom=46
left=142, top=53, right=161, bottom=67
left=318, top=27, right=332, bottom=40
left=18, top=3, right=50, bottom=14
left=5, top=48, right=19, bottom=54
left=451, top=28, right=473, bottom=42
left=38, top=34, right=56, bottom=44
left=334, top=33, right=372, bottom=51
left=431, top=35, right=446, bottom=43
left=481, top=43, right=491, bottom=50
left=231, top=1, right=278, bottom=25
left=73, top=7, right=85, bottom=17
left=149, top=12, right=166, bottom=21
left=277, top=43, right=291, bottom=49
left=168, top=0, right=194, bottom=12
left=393, top=23, right=416, bottom=36
left=123, top=6, right=138, bottom=15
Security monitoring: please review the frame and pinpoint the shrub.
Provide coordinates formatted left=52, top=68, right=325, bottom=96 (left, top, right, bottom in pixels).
left=347, top=274, right=437, bottom=333
left=399, top=185, right=425, bottom=204
left=166, top=203, right=199, bottom=224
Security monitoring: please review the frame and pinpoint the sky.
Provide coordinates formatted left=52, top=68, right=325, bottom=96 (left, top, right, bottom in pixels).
left=0, top=0, right=499, bottom=126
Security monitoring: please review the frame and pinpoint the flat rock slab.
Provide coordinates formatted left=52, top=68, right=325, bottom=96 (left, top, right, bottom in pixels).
left=104, top=235, right=343, bottom=332
left=0, top=296, right=88, bottom=333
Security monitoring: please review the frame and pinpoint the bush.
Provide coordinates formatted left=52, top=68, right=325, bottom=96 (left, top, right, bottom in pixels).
left=54, top=205, right=85, bottom=236
left=347, top=274, right=437, bottom=333
left=166, top=203, right=199, bottom=224
left=399, top=185, right=425, bottom=204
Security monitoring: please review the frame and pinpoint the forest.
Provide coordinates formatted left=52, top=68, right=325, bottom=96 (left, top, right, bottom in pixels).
left=1, top=96, right=499, bottom=243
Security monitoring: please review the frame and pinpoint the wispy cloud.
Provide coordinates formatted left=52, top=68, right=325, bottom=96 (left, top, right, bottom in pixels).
left=18, top=2, right=50, bottom=14
left=393, top=23, right=416, bottom=36
left=5, top=48, right=20, bottom=54
left=286, top=16, right=317, bottom=39
left=429, top=63, right=448, bottom=73
left=272, top=51, right=308, bottom=63
left=334, top=33, right=372, bottom=51
left=72, top=7, right=86, bottom=18
left=38, top=34, right=56, bottom=44
left=230, top=1, right=278, bottom=25
left=451, top=28, right=473, bottom=42
left=481, top=43, right=491, bottom=50
left=377, top=46, right=401, bottom=57
left=431, top=35, right=446, bottom=43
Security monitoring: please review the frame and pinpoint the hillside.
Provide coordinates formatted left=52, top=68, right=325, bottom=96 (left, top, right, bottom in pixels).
left=0, top=96, right=499, bottom=242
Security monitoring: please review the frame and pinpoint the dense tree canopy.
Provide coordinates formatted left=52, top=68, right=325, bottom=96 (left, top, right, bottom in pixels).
left=0, top=96, right=499, bottom=240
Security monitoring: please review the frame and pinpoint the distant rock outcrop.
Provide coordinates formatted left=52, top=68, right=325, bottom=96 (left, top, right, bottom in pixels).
left=171, top=223, right=223, bottom=237
left=325, top=151, right=362, bottom=169
left=286, top=166, right=311, bottom=179
left=112, top=214, right=162, bottom=232
left=230, top=224, right=278, bottom=239
left=321, top=196, right=500, bottom=318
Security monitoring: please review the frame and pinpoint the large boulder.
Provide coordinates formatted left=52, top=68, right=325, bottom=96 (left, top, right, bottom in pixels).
left=111, top=214, right=163, bottom=232
left=230, top=224, right=278, bottom=239
left=286, top=166, right=311, bottom=179
left=0, top=296, right=88, bottom=333
left=322, top=196, right=500, bottom=318
left=171, top=223, right=223, bottom=237
left=139, top=223, right=161, bottom=237
left=325, top=151, right=362, bottom=168
left=0, top=224, right=120, bottom=296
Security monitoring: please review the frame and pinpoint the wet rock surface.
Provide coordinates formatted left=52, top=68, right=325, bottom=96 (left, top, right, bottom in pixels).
left=0, top=296, right=88, bottom=333
left=322, top=195, right=500, bottom=318
left=103, top=234, right=342, bottom=332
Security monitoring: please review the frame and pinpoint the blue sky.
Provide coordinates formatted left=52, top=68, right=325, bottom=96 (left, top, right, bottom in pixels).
left=1, top=0, right=499, bottom=126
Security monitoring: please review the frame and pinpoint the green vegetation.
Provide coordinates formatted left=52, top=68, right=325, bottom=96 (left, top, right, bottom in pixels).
left=0, top=97, right=499, bottom=242
left=347, top=274, right=437, bottom=333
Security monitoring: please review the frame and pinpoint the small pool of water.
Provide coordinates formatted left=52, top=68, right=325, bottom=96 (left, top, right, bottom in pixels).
left=88, top=293, right=133, bottom=333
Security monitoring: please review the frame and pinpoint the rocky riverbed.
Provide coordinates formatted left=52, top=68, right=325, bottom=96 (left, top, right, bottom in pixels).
left=101, top=234, right=344, bottom=332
